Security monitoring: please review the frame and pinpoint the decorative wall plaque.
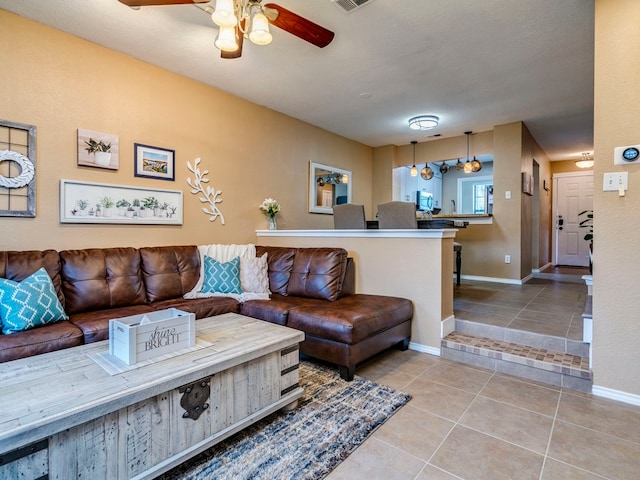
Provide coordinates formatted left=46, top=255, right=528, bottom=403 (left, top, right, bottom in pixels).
left=0, top=119, right=36, bottom=217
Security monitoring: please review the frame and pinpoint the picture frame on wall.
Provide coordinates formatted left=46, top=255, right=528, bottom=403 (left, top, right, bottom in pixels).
left=134, top=143, right=175, bottom=181
left=59, top=179, right=183, bottom=225
left=521, top=172, right=533, bottom=196
left=77, top=129, right=119, bottom=170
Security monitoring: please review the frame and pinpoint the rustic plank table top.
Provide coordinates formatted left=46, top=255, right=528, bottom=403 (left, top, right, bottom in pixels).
left=0, top=313, right=304, bottom=453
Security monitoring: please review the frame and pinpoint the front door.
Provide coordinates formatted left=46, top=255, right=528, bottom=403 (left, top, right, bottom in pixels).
left=554, top=173, right=593, bottom=266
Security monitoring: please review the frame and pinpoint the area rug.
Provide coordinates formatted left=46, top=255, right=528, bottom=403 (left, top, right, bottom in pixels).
left=159, top=360, right=411, bottom=480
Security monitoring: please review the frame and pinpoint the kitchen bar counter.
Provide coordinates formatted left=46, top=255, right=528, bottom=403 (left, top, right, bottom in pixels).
left=366, top=219, right=468, bottom=229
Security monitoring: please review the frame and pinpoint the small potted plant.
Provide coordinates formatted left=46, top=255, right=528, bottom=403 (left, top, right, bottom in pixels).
left=116, top=199, right=131, bottom=216
left=84, top=138, right=112, bottom=167
left=101, top=196, right=115, bottom=217
left=75, top=199, right=89, bottom=216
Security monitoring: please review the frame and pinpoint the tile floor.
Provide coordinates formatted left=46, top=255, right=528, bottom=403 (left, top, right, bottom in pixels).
left=328, top=275, right=640, bottom=480
left=326, top=348, right=640, bottom=480
left=453, top=275, right=589, bottom=340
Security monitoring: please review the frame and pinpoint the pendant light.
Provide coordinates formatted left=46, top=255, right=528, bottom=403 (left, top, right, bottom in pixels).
left=455, top=158, right=464, bottom=170
left=463, top=131, right=474, bottom=173
left=410, top=140, right=418, bottom=177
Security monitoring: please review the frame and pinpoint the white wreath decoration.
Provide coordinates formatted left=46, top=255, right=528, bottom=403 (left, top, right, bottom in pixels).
left=0, top=150, right=35, bottom=189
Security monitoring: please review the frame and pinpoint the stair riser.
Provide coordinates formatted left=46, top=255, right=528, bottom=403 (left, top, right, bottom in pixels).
left=455, top=319, right=589, bottom=357
left=442, top=346, right=592, bottom=393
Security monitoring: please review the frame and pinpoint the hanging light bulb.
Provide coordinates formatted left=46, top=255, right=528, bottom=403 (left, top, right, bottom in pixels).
left=463, top=131, right=473, bottom=174
left=211, top=0, right=237, bottom=28
left=215, top=26, right=239, bottom=52
left=249, top=8, right=272, bottom=45
left=463, top=160, right=473, bottom=173
left=410, top=140, right=418, bottom=176
left=471, top=156, right=483, bottom=172
left=455, top=158, right=464, bottom=170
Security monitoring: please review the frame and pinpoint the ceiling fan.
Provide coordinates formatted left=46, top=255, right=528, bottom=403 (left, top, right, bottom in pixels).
left=117, top=0, right=335, bottom=59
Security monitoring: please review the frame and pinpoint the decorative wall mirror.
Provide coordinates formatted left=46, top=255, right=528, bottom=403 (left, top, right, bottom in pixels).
left=308, top=161, right=352, bottom=214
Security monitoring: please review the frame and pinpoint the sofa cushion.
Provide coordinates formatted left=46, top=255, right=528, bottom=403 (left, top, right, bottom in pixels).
left=69, top=305, right=156, bottom=343
left=0, top=268, right=69, bottom=334
left=202, top=256, right=242, bottom=294
left=0, top=320, right=84, bottom=363
left=140, top=246, right=200, bottom=302
left=256, top=246, right=296, bottom=295
left=286, top=248, right=348, bottom=301
left=151, top=297, right=240, bottom=320
left=60, top=248, right=146, bottom=315
left=0, top=249, right=65, bottom=308
left=240, top=294, right=329, bottom=326
left=287, top=294, right=413, bottom=345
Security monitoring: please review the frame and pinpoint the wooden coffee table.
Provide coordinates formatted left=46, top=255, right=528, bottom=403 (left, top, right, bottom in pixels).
left=0, top=313, right=304, bottom=480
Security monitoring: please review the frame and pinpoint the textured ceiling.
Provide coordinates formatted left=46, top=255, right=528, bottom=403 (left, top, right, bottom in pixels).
left=0, top=0, right=595, bottom=160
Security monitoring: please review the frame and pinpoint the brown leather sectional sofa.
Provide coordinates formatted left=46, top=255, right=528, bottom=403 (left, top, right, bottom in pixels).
left=0, top=245, right=412, bottom=380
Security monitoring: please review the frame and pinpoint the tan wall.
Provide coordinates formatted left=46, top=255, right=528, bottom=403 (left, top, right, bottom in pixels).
left=593, top=0, right=640, bottom=395
left=0, top=10, right=372, bottom=251
left=371, top=145, right=395, bottom=218
left=257, top=232, right=454, bottom=350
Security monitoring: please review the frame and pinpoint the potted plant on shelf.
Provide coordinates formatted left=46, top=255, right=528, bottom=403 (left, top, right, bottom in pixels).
left=578, top=209, right=593, bottom=273
left=84, top=138, right=112, bottom=167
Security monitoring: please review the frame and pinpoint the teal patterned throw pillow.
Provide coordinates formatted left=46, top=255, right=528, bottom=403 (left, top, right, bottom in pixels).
left=202, top=256, right=242, bottom=294
left=0, top=267, right=69, bottom=334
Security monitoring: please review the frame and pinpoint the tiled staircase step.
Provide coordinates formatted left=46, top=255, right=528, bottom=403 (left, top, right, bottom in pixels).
left=442, top=332, right=592, bottom=392
left=454, top=318, right=589, bottom=358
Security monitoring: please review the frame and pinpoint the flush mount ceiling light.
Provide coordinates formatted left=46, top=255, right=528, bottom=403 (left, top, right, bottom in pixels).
left=576, top=152, right=594, bottom=169
left=408, top=115, right=439, bottom=131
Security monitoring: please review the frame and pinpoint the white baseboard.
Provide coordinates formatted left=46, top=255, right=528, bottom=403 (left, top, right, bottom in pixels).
left=532, top=262, right=553, bottom=273
left=409, top=342, right=440, bottom=356
left=441, top=315, right=455, bottom=338
left=592, top=385, right=640, bottom=407
left=460, top=274, right=524, bottom=285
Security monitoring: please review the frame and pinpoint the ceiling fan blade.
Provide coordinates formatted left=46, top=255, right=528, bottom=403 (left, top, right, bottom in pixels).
left=118, top=0, right=210, bottom=6
left=220, top=20, right=245, bottom=60
left=263, top=3, right=334, bottom=48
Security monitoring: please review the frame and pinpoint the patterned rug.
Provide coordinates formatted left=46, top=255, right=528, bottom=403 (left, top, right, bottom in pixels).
left=159, top=360, right=411, bottom=480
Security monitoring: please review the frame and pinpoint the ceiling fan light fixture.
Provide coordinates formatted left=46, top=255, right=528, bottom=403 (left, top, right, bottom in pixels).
left=211, top=0, right=237, bottom=28
left=248, top=10, right=273, bottom=45
left=408, top=115, right=439, bottom=131
left=215, top=26, right=239, bottom=52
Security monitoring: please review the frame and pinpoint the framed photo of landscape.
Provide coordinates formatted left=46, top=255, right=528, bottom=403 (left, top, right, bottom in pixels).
left=134, top=143, right=175, bottom=181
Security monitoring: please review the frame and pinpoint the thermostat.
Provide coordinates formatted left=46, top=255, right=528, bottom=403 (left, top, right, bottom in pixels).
left=614, top=144, right=640, bottom=165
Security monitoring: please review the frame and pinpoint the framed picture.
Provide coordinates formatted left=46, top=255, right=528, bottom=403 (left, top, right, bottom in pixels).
left=77, top=129, right=119, bottom=170
left=60, top=179, right=183, bottom=225
left=134, top=143, right=175, bottom=181
left=521, top=172, right=533, bottom=196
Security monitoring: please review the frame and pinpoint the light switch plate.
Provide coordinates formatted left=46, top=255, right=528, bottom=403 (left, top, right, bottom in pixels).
left=603, top=172, right=628, bottom=191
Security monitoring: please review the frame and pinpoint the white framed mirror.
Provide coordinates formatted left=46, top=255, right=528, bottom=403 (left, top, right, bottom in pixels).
left=309, top=161, right=352, bottom=214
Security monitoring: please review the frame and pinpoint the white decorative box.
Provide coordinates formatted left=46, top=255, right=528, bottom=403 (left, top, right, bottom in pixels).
left=109, top=308, right=196, bottom=365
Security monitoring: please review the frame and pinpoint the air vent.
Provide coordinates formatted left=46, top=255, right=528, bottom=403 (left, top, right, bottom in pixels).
left=331, top=0, right=375, bottom=14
